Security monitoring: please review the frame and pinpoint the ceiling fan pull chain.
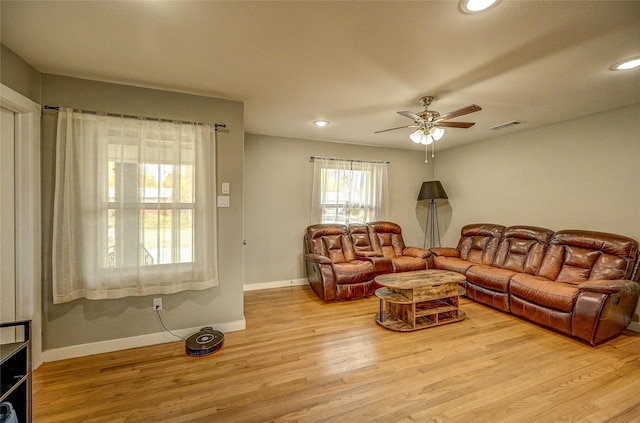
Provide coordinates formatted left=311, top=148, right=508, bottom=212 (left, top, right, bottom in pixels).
left=425, top=144, right=429, bottom=163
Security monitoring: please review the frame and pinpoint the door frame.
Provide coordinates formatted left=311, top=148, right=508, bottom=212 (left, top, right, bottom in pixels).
left=0, top=83, right=42, bottom=367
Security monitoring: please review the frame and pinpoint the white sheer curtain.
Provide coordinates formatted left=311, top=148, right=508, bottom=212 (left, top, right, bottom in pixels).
left=52, top=109, right=218, bottom=303
left=311, top=158, right=388, bottom=224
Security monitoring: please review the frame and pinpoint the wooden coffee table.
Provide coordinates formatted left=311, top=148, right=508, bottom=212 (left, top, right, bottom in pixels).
left=374, top=269, right=466, bottom=331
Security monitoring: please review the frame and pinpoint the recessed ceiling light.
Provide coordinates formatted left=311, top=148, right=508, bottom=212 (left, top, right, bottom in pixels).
left=461, top=0, right=498, bottom=13
left=314, top=120, right=329, bottom=127
left=610, top=57, right=640, bottom=71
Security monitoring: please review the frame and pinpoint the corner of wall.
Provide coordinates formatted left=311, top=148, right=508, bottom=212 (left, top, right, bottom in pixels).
left=1, top=43, right=42, bottom=104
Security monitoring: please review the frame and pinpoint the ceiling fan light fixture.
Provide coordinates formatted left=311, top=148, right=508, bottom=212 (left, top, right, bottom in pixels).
left=422, top=135, right=434, bottom=145
left=432, top=127, right=445, bottom=141
left=376, top=95, right=480, bottom=149
left=461, top=0, right=498, bottom=13
left=410, top=128, right=424, bottom=144
left=611, top=57, right=640, bottom=71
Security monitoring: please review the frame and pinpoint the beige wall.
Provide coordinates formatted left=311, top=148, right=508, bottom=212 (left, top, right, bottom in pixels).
left=244, top=134, right=433, bottom=285
left=40, top=75, right=245, bottom=350
left=1, top=44, right=41, bottom=104
left=434, top=103, right=640, bottom=246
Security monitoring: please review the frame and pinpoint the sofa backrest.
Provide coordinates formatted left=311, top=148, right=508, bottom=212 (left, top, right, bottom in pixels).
left=457, top=224, right=505, bottom=265
left=305, top=224, right=356, bottom=264
left=537, top=230, right=639, bottom=284
left=493, top=226, right=553, bottom=275
left=368, top=221, right=406, bottom=259
left=348, top=223, right=374, bottom=253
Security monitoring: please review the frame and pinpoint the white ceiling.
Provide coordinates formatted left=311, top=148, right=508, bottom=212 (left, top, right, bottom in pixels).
left=2, top=1, right=639, bottom=151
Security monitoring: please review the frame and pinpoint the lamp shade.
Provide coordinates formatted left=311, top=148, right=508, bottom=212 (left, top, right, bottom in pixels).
left=417, top=181, right=448, bottom=201
left=410, top=128, right=424, bottom=144
left=432, top=127, right=445, bottom=141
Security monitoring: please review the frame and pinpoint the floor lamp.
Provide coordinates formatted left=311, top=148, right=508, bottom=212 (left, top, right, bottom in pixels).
left=417, top=181, right=448, bottom=249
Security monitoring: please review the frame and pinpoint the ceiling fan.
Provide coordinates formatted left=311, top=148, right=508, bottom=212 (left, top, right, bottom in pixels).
left=375, top=96, right=481, bottom=146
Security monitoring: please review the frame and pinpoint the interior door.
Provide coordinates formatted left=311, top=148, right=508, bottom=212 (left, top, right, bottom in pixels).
left=0, top=107, right=16, bottom=342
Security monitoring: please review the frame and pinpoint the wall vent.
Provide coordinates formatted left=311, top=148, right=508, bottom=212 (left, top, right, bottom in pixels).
left=489, top=120, right=525, bottom=131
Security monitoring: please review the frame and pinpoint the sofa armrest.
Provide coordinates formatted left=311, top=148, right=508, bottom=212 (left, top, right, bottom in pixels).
left=305, top=253, right=332, bottom=264
left=574, top=279, right=640, bottom=344
left=429, top=247, right=459, bottom=258
left=402, top=247, right=431, bottom=259
left=357, top=255, right=393, bottom=275
left=356, top=251, right=383, bottom=258
left=579, top=279, right=640, bottom=295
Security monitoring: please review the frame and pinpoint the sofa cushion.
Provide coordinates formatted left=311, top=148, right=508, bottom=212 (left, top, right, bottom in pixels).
left=494, top=226, right=553, bottom=275
left=466, top=265, right=516, bottom=293
left=306, top=224, right=349, bottom=259
left=321, top=234, right=358, bottom=263
left=538, top=230, right=639, bottom=283
left=390, top=256, right=427, bottom=273
left=510, top=274, right=579, bottom=313
left=456, top=223, right=505, bottom=265
left=510, top=296, right=573, bottom=335
left=348, top=223, right=374, bottom=253
left=466, top=283, right=510, bottom=312
left=376, top=232, right=401, bottom=258
left=333, top=261, right=375, bottom=284
left=434, top=256, right=475, bottom=274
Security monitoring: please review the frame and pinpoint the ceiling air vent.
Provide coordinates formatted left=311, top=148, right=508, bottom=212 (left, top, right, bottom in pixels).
left=489, top=120, right=525, bottom=131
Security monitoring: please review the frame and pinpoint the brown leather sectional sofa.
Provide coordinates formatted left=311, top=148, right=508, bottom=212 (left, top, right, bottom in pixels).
left=431, top=223, right=640, bottom=345
left=304, top=221, right=430, bottom=301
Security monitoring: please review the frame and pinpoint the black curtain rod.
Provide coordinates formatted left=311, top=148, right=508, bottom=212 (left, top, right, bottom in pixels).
left=309, top=156, right=389, bottom=164
left=43, top=105, right=227, bottom=131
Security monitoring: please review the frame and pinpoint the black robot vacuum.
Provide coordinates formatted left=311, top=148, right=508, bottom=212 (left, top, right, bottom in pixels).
left=185, top=326, right=224, bottom=357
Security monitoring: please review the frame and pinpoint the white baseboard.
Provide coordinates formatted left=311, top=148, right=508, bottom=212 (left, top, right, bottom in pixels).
left=42, top=318, right=246, bottom=363
left=244, top=278, right=307, bottom=291
left=628, top=321, right=640, bottom=333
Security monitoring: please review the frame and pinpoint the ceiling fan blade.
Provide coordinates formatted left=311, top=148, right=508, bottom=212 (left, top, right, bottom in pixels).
left=435, top=104, right=482, bottom=121
left=397, top=111, right=423, bottom=122
left=374, top=124, right=416, bottom=134
left=435, top=121, right=476, bottom=128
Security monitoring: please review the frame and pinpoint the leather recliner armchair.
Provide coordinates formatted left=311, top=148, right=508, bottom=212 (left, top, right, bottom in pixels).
left=304, top=224, right=378, bottom=301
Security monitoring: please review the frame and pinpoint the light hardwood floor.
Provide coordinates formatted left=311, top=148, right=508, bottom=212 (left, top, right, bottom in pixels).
left=33, top=285, right=640, bottom=422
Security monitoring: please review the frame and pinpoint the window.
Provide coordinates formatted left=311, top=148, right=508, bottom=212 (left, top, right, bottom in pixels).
left=311, top=157, right=388, bottom=224
left=52, top=110, right=218, bottom=303
left=107, top=161, right=195, bottom=268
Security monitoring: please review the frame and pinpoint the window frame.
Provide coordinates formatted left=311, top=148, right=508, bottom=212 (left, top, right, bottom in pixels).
left=311, top=157, right=388, bottom=225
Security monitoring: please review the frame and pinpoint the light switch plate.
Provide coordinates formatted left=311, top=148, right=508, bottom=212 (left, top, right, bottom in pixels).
left=217, top=195, right=230, bottom=207
left=221, top=182, right=230, bottom=194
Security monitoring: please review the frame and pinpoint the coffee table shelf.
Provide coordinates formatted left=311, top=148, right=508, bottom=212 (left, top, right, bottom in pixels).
left=374, top=270, right=466, bottom=332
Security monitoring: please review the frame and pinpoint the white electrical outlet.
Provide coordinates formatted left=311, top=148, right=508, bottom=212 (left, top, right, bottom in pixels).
left=153, top=297, right=163, bottom=311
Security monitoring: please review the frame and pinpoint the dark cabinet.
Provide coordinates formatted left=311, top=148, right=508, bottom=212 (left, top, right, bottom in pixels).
left=1, top=320, right=31, bottom=423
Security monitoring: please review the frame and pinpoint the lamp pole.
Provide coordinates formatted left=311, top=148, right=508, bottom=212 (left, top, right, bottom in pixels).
left=424, top=199, right=442, bottom=249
